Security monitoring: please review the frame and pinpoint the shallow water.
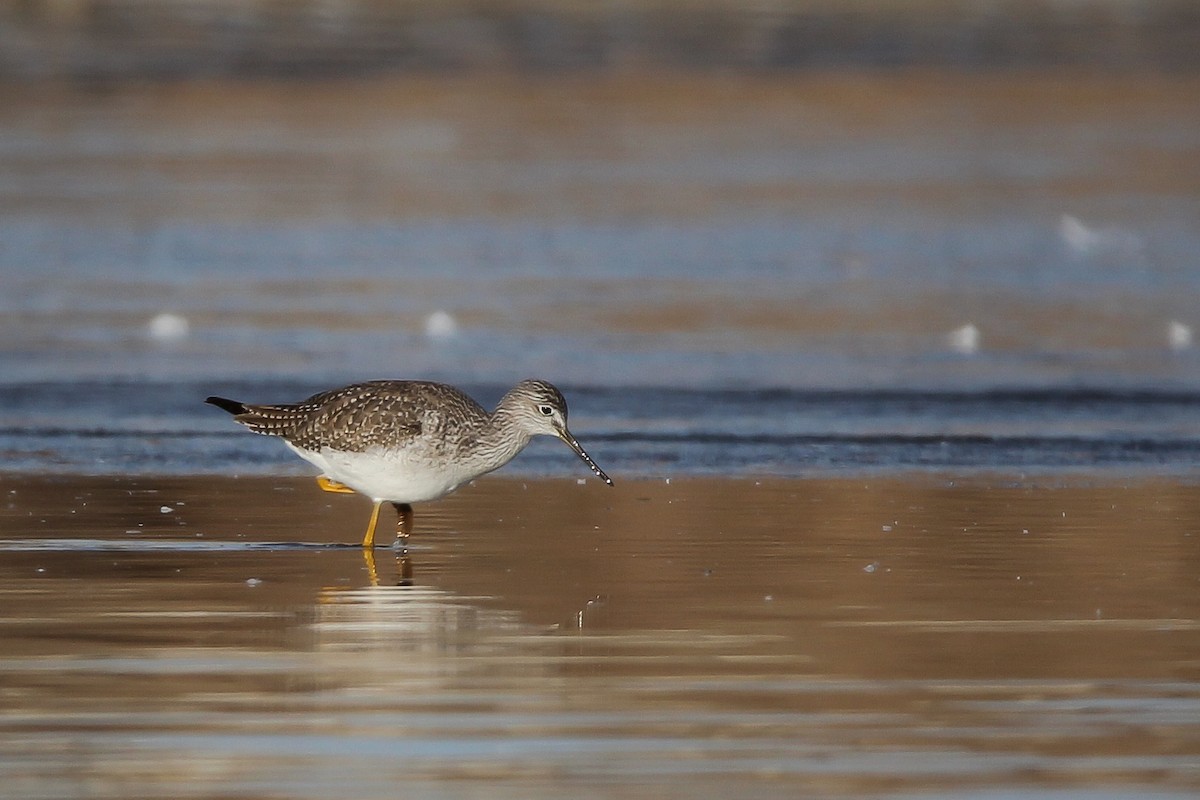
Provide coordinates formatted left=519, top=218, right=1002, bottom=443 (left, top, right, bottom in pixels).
left=1, top=475, right=1198, bottom=798
left=2, top=78, right=1199, bottom=390
left=3, top=73, right=1200, bottom=477
left=8, top=379, right=1200, bottom=477
left=3, top=67, right=1200, bottom=798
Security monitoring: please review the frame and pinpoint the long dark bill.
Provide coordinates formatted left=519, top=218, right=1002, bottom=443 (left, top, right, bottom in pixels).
left=559, top=430, right=614, bottom=486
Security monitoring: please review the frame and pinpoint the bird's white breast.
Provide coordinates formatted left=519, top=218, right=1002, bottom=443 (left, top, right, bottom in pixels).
left=286, top=443, right=466, bottom=503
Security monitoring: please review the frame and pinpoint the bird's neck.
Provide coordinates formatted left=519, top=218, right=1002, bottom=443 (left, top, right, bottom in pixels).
left=474, top=405, right=532, bottom=471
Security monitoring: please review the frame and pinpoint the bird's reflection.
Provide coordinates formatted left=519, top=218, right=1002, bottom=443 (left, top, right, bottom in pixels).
left=361, top=546, right=412, bottom=587
left=307, top=525, right=612, bottom=690
left=310, top=574, right=537, bottom=690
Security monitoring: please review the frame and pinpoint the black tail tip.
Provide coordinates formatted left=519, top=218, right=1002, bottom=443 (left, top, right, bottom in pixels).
left=205, top=396, right=247, bottom=415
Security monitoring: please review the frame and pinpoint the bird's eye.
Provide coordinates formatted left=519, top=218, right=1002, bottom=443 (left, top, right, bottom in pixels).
left=538, top=404, right=554, bottom=416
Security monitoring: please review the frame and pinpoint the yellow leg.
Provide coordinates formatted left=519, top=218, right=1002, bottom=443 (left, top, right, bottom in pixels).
left=317, top=475, right=356, bottom=494
left=362, top=548, right=380, bottom=586
left=362, top=500, right=383, bottom=548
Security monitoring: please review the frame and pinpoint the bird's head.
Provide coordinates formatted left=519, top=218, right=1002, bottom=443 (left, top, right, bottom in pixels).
left=499, top=379, right=613, bottom=486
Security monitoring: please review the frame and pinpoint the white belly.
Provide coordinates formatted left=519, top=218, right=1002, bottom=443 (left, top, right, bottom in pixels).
left=286, top=443, right=466, bottom=503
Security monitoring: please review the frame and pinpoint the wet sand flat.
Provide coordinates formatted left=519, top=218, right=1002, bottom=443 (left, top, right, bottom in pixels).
left=1, top=474, right=1198, bottom=798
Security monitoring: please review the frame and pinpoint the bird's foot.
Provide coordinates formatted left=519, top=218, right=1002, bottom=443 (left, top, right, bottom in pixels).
left=317, top=476, right=356, bottom=494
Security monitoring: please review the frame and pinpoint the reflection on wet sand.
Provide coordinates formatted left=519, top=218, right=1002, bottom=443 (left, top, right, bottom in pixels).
left=359, top=547, right=413, bottom=587
left=313, top=569, right=546, bottom=693
left=0, top=475, right=1198, bottom=798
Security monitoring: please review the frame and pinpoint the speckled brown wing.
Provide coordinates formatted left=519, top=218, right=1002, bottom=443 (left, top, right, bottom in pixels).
left=229, top=381, right=486, bottom=453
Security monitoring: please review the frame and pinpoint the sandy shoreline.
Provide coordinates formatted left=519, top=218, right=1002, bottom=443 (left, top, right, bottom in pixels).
left=3, top=472, right=1199, bottom=797
left=6, top=472, right=1199, bottom=637
left=7, top=471, right=1200, bottom=535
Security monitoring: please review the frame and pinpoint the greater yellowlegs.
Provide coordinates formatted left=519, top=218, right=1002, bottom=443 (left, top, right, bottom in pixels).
left=206, top=379, right=612, bottom=547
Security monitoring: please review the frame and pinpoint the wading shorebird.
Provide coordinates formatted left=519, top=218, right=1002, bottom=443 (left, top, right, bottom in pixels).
left=206, top=379, right=612, bottom=547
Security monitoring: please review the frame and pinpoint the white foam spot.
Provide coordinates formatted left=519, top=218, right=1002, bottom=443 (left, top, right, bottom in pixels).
left=1059, top=213, right=1143, bottom=257
left=424, top=310, right=458, bottom=340
left=947, top=323, right=980, bottom=355
left=1168, top=321, right=1192, bottom=352
left=1059, top=214, right=1100, bottom=254
left=147, top=312, right=189, bottom=341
